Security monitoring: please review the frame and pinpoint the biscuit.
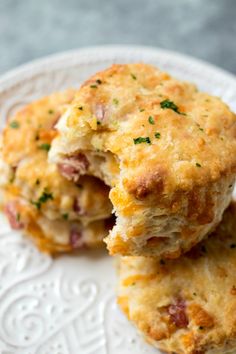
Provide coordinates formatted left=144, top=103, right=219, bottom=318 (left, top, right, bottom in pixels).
left=50, top=63, right=236, bottom=257
left=118, top=202, right=236, bottom=354
left=0, top=90, right=112, bottom=253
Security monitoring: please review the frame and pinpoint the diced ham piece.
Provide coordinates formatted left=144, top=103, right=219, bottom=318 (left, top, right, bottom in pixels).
left=168, top=298, right=189, bottom=328
left=69, top=228, right=84, bottom=249
left=4, top=202, right=24, bottom=230
left=58, top=153, right=89, bottom=182
left=58, top=163, right=79, bottom=182
left=73, top=198, right=84, bottom=215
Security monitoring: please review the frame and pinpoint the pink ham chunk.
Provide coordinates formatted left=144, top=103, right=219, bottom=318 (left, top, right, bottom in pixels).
left=58, top=153, right=89, bottom=182
left=168, top=298, right=189, bottom=328
left=4, top=202, right=24, bottom=230
left=69, top=227, right=84, bottom=249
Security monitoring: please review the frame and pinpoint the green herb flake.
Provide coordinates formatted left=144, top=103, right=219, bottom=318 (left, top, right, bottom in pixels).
left=133, top=137, right=151, bottom=145
left=38, top=143, right=51, bottom=152
left=139, top=108, right=145, bottom=112
left=96, top=79, right=102, bottom=85
left=148, top=116, right=155, bottom=125
left=113, top=98, right=119, bottom=105
left=193, top=292, right=197, bottom=296
left=199, top=127, right=204, bottom=132
left=196, top=163, right=202, bottom=167
left=78, top=106, right=83, bottom=110
left=9, top=121, right=20, bottom=129
left=16, top=213, right=21, bottom=222
left=160, top=99, right=185, bottom=115
left=31, top=200, right=41, bottom=210
left=90, top=85, right=97, bottom=89
left=131, top=73, right=137, bottom=80
left=9, top=175, right=15, bottom=184
left=31, top=190, right=53, bottom=210
left=48, top=109, right=54, bottom=114
left=155, top=132, right=161, bottom=139
left=62, top=213, right=69, bottom=220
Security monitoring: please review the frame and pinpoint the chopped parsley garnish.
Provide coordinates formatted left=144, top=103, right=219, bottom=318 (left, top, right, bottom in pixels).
left=160, top=99, right=185, bottom=115
left=78, top=106, right=83, bottom=110
left=38, top=143, right=51, bottom=152
left=90, top=85, right=97, bottom=89
left=148, top=116, right=155, bottom=125
left=16, top=213, right=21, bottom=222
left=35, top=179, right=40, bottom=185
left=31, top=190, right=53, bottom=210
left=196, top=163, right=202, bottom=167
left=131, top=73, right=137, bottom=80
left=9, top=175, right=15, bottom=183
left=155, top=132, right=161, bottom=139
left=139, top=108, right=145, bottom=112
left=230, top=244, right=236, bottom=249
left=96, top=79, right=102, bottom=85
left=62, top=213, right=69, bottom=220
left=113, top=98, right=119, bottom=105
left=133, top=137, right=151, bottom=145
left=10, top=121, right=20, bottom=129
left=48, top=109, right=54, bottom=114
left=199, top=127, right=204, bottom=132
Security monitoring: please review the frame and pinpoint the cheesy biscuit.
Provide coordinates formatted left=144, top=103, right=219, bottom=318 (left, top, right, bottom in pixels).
left=50, top=64, right=236, bottom=257
left=0, top=90, right=112, bottom=253
left=118, top=202, right=236, bottom=354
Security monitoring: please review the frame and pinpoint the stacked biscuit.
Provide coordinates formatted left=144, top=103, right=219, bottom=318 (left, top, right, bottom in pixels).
left=0, top=90, right=113, bottom=253
left=1, top=63, right=236, bottom=353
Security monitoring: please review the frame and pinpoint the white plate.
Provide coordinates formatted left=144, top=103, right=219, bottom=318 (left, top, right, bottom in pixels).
left=0, top=45, right=236, bottom=354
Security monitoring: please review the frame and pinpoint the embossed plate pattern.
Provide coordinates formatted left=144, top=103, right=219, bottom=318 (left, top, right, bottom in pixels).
left=0, top=45, right=236, bottom=354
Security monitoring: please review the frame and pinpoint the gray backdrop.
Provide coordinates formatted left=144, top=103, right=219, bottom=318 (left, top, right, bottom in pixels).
left=0, top=0, right=235, bottom=75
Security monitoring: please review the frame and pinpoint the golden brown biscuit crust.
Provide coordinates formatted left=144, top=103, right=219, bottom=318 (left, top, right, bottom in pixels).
left=0, top=90, right=112, bottom=253
left=118, top=202, right=236, bottom=354
left=51, top=63, right=236, bottom=257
